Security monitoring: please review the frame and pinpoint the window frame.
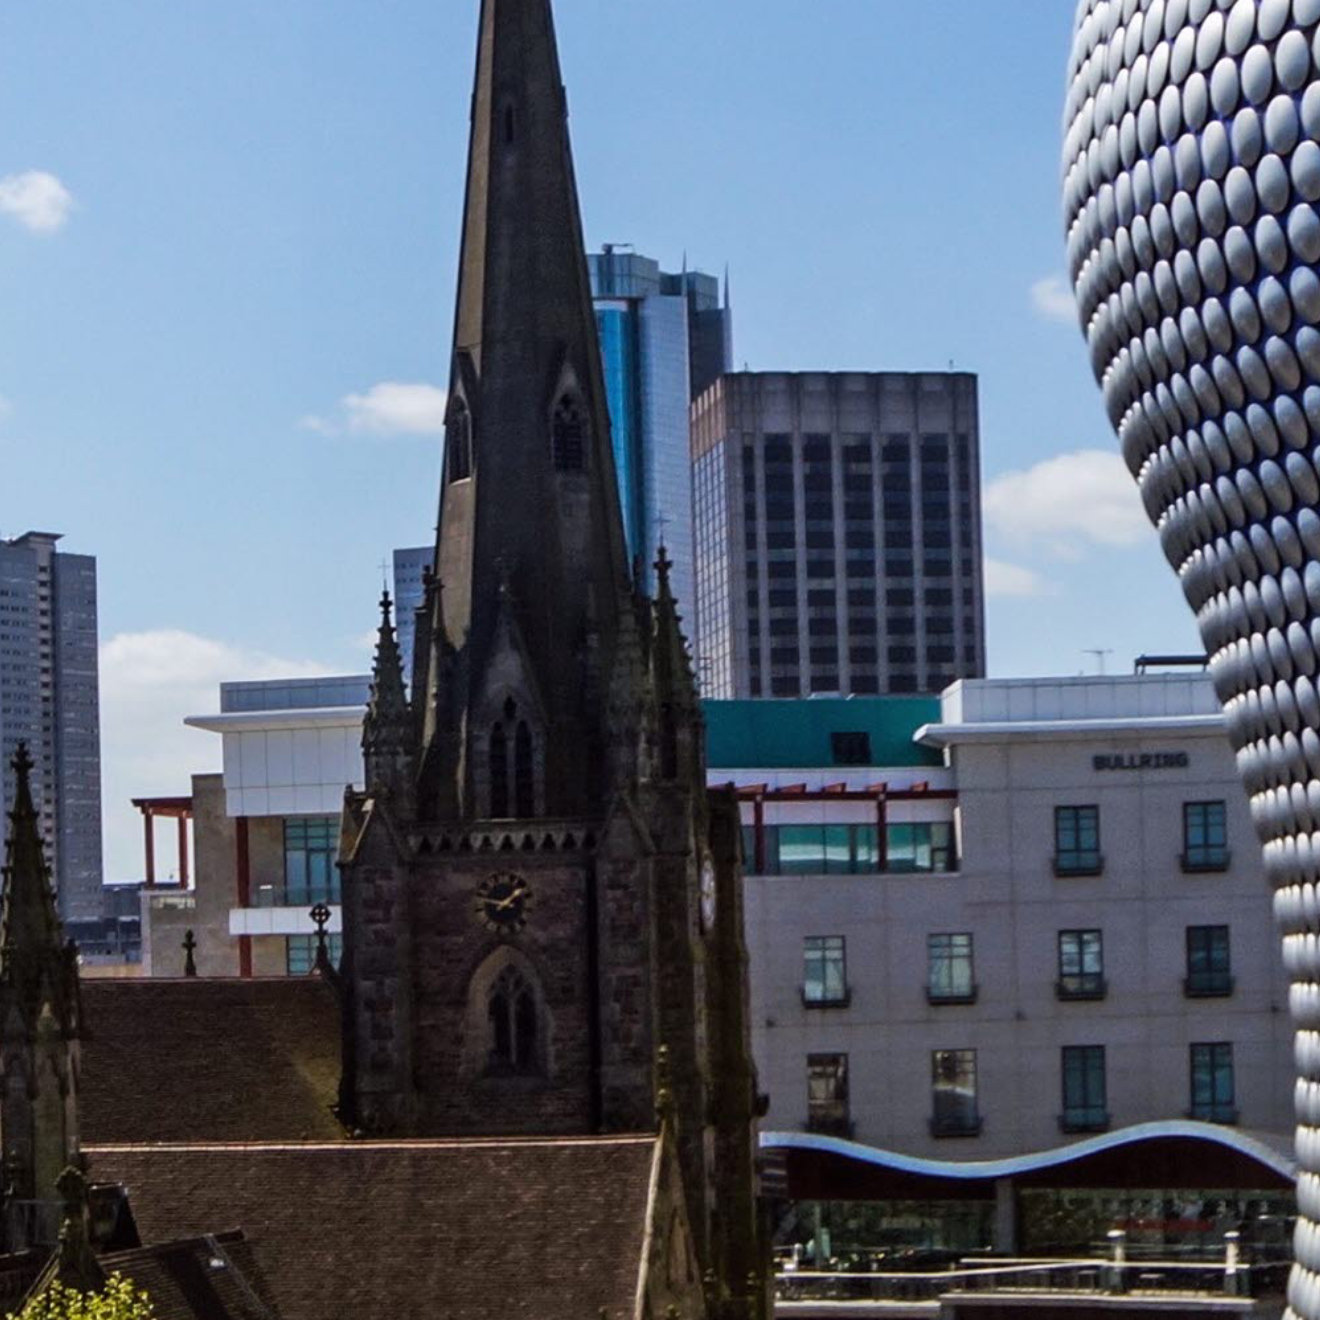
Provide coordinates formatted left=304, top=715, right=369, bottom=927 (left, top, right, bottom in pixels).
left=802, top=936, right=850, bottom=1009
left=806, top=1053, right=852, bottom=1137
left=1054, top=805, right=1102, bottom=876
left=930, top=1048, right=981, bottom=1138
left=1182, top=800, right=1230, bottom=873
left=1189, top=1041, right=1237, bottom=1124
left=1060, top=1045, right=1109, bottom=1133
left=1185, top=925, right=1234, bottom=998
left=1057, top=929, right=1106, bottom=1001
left=927, top=932, right=977, bottom=1005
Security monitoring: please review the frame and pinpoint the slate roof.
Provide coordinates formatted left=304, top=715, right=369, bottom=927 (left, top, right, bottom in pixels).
left=87, top=1137, right=660, bottom=1320
left=79, top=979, right=343, bottom=1144
left=80, top=1233, right=276, bottom=1320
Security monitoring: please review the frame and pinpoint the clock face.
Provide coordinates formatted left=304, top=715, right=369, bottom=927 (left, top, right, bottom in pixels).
left=475, top=872, right=532, bottom=934
left=700, top=858, right=716, bottom=933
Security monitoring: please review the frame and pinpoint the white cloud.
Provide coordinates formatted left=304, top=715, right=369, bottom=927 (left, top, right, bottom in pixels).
left=984, top=448, right=1150, bottom=559
left=1030, top=274, right=1079, bottom=325
left=984, top=557, right=1054, bottom=598
left=303, top=382, right=447, bottom=438
left=98, top=630, right=334, bottom=882
left=0, top=171, right=73, bottom=233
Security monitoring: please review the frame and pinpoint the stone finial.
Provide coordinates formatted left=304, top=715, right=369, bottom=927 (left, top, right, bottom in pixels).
left=182, top=929, right=197, bottom=977
left=311, top=903, right=334, bottom=975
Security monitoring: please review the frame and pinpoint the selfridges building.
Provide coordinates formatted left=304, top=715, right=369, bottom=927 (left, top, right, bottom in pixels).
left=1063, top=2, right=1320, bottom=1315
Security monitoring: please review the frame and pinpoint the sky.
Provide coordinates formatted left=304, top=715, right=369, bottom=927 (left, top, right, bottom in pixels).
left=0, top=1, right=1204, bottom=882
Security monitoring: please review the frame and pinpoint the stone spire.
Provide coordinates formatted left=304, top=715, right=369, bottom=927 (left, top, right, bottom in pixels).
left=418, top=0, right=633, bottom=822
left=363, top=590, right=414, bottom=804
left=650, top=546, right=704, bottom=787
left=0, top=743, right=81, bottom=1215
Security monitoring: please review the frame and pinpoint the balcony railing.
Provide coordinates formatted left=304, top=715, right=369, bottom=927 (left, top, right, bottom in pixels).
left=1182, top=848, right=1231, bottom=874
left=1184, top=971, right=1235, bottom=998
left=1054, top=852, right=1103, bottom=877
left=926, top=983, right=978, bottom=1006
left=1060, top=1107, right=1110, bottom=1134
left=930, top=1112, right=982, bottom=1138
left=1056, top=974, right=1107, bottom=1001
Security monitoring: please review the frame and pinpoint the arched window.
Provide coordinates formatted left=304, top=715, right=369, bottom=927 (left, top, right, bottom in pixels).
left=488, top=966, right=538, bottom=1074
left=447, top=401, right=473, bottom=483
left=514, top=721, right=535, bottom=818
left=489, top=723, right=509, bottom=818
left=551, top=393, right=587, bottom=472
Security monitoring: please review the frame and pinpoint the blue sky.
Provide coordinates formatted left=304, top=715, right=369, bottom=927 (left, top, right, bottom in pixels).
left=0, top=1, right=1203, bottom=880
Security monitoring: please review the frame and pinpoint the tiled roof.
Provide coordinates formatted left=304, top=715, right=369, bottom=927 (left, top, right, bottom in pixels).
left=79, top=979, right=343, bottom=1144
left=87, top=1137, right=659, bottom=1320
left=93, top=1233, right=276, bottom=1320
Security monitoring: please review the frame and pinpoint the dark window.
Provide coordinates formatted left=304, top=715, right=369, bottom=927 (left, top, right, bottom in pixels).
left=931, top=1049, right=980, bottom=1137
left=809, top=648, right=839, bottom=666
left=927, top=933, right=976, bottom=1004
left=807, top=589, right=834, bottom=607
left=810, top=673, right=840, bottom=692
left=831, top=731, right=872, bottom=766
left=1186, top=926, right=1233, bottom=996
left=803, top=937, right=849, bottom=1008
left=853, top=675, right=879, bottom=694
left=1061, top=1046, right=1108, bottom=1132
left=1058, top=930, right=1105, bottom=999
left=1190, top=1042, right=1236, bottom=1123
left=1183, top=801, right=1229, bottom=871
left=282, top=817, right=341, bottom=906
left=488, top=966, right=539, bottom=1075
left=514, top=721, right=535, bottom=817
left=551, top=393, right=587, bottom=472
left=850, top=646, right=878, bottom=664
left=1055, top=806, right=1102, bottom=875
left=447, top=401, right=473, bottom=483
left=490, top=724, right=510, bottom=818
left=807, top=1054, right=850, bottom=1135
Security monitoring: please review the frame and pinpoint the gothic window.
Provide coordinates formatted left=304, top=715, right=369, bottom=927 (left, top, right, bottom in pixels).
left=551, top=393, right=587, bottom=473
left=447, top=401, right=473, bottom=483
left=490, top=723, right=510, bottom=818
left=514, top=721, right=534, bottom=817
left=488, top=966, right=538, bottom=1074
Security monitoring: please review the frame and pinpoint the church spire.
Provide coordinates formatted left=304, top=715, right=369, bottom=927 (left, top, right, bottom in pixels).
left=420, top=0, right=633, bottom=821
left=363, top=591, right=414, bottom=804
left=1, top=744, right=71, bottom=999
left=0, top=743, right=81, bottom=1217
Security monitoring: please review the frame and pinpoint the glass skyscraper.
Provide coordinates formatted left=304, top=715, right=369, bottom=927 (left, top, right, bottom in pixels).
left=588, top=246, right=732, bottom=617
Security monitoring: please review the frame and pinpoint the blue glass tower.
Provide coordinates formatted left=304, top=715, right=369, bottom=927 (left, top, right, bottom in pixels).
left=588, top=246, right=732, bottom=622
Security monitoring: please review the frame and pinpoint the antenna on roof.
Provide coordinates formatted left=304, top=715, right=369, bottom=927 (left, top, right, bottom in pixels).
left=1084, top=648, right=1113, bottom=676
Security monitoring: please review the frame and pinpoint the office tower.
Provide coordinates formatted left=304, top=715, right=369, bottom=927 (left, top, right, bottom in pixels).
left=391, top=545, right=431, bottom=680
left=0, top=532, right=102, bottom=921
left=692, top=372, right=986, bottom=698
left=588, top=246, right=732, bottom=612
left=1063, top=9, right=1320, bottom=1313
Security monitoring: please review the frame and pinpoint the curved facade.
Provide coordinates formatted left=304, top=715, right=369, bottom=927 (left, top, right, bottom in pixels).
left=1063, top=3, right=1320, bottom=1316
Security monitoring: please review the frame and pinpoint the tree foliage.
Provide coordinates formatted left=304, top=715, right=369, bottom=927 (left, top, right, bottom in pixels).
left=9, top=1273, right=155, bottom=1320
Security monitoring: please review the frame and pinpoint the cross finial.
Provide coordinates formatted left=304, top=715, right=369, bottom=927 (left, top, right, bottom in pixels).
left=11, top=741, right=32, bottom=780
left=182, top=929, right=197, bottom=977
left=378, top=556, right=390, bottom=590
left=310, top=903, right=333, bottom=974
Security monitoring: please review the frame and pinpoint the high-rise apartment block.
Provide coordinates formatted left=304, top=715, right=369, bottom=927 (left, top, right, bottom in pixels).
left=0, top=532, right=102, bottom=921
left=588, top=246, right=731, bottom=611
left=692, top=372, right=986, bottom=698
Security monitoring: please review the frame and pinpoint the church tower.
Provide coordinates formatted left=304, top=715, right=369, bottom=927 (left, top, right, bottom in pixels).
left=0, top=744, right=81, bottom=1241
left=339, top=1, right=764, bottom=1308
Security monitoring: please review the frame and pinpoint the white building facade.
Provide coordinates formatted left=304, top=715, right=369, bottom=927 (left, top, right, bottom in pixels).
left=733, top=676, right=1293, bottom=1160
